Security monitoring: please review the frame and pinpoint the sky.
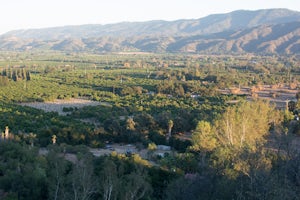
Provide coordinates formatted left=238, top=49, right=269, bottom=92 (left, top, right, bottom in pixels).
left=1, top=0, right=300, bottom=34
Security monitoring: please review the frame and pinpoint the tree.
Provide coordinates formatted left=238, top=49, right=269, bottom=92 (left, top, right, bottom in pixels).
left=22, top=68, right=27, bottom=80
left=52, top=135, right=57, bottom=144
left=69, top=153, right=97, bottom=200
left=215, top=100, right=275, bottom=149
left=126, top=117, right=136, bottom=131
left=121, top=172, right=152, bottom=200
left=134, top=113, right=156, bottom=135
left=99, top=159, right=119, bottom=200
left=191, top=121, right=217, bottom=153
left=4, top=126, right=10, bottom=140
left=26, top=71, right=31, bottom=81
left=12, top=70, right=19, bottom=81
left=288, top=101, right=296, bottom=112
left=166, top=176, right=213, bottom=200
left=0, top=142, right=47, bottom=200
left=147, top=142, right=157, bottom=159
left=147, top=142, right=157, bottom=151
left=27, top=132, right=37, bottom=147
left=167, top=120, right=174, bottom=140
left=46, top=146, right=71, bottom=200
left=190, top=100, right=282, bottom=181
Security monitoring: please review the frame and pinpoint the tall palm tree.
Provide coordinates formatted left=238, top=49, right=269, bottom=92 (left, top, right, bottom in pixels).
left=167, top=120, right=174, bottom=140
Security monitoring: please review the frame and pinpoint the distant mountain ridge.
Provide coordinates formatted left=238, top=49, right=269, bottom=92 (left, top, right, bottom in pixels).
left=1, top=8, right=300, bottom=54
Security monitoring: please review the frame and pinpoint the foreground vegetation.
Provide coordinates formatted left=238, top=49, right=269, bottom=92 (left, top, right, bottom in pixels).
left=0, top=51, right=300, bottom=199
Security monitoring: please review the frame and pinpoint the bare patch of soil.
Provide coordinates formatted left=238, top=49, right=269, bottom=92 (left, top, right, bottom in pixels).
left=20, top=98, right=109, bottom=115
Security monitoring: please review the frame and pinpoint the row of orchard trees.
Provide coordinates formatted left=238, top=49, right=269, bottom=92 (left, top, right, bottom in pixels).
left=1, top=68, right=31, bottom=82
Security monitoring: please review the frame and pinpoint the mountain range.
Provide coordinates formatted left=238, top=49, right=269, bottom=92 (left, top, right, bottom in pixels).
left=1, top=8, right=300, bottom=54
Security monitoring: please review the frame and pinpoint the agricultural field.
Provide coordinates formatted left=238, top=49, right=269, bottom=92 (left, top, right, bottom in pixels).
left=0, top=51, right=299, bottom=146
left=1, top=51, right=300, bottom=199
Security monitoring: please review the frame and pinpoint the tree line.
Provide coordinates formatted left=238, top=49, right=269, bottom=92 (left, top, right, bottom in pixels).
left=1, top=100, right=300, bottom=199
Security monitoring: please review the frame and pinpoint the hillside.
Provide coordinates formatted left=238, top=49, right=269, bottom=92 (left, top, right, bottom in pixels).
left=167, top=21, right=300, bottom=54
left=0, top=8, right=300, bottom=54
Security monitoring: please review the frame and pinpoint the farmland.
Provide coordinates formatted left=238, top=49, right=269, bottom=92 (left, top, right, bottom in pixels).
left=1, top=51, right=300, bottom=199
left=0, top=51, right=299, bottom=148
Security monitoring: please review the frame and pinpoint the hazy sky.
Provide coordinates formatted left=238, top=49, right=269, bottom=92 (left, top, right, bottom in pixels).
left=1, top=0, right=300, bottom=34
